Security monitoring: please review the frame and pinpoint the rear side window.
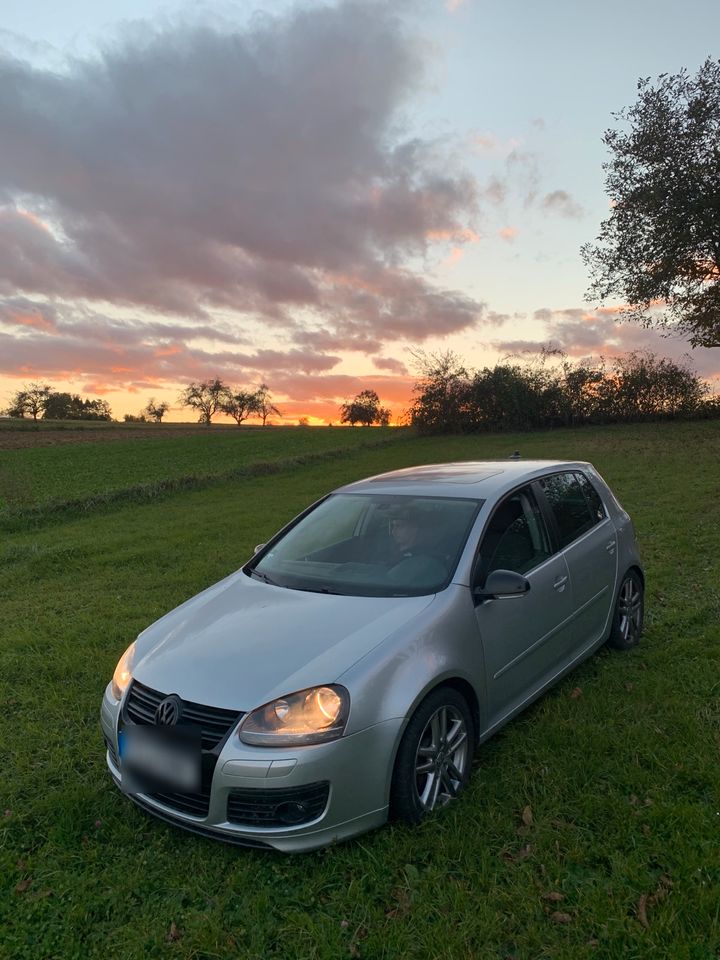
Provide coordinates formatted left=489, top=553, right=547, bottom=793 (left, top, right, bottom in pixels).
left=575, top=472, right=606, bottom=523
left=538, top=472, right=596, bottom=548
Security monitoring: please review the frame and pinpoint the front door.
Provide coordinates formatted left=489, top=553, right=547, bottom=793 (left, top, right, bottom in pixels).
left=472, top=485, right=575, bottom=728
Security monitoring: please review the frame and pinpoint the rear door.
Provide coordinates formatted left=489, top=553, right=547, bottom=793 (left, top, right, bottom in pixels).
left=472, top=485, right=575, bottom=727
left=535, top=471, right=617, bottom=651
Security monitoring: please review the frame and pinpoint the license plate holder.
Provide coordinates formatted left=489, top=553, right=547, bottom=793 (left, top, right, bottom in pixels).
left=118, top=724, right=202, bottom=794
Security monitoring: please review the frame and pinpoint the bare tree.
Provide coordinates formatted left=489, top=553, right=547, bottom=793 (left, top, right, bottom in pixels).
left=255, top=383, right=281, bottom=426
left=143, top=398, right=170, bottom=422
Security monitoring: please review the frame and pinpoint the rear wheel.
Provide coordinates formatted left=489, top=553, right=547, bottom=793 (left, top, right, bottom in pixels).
left=606, top=570, right=644, bottom=650
left=390, top=687, right=474, bottom=824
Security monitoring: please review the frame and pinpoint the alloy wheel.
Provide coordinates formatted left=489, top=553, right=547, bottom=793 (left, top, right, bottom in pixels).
left=413, top=704, right=469, bottom=811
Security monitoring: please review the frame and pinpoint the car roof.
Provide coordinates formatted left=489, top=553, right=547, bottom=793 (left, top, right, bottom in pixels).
left=337, top=459, right=595, bottom=501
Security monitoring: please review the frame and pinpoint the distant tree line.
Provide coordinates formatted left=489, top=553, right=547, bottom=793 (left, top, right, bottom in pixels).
left=410, top=350, right=720, bottom=434
left=4, top=383, right=113, bottom=421
left=178, top=379, right=281, bottom=425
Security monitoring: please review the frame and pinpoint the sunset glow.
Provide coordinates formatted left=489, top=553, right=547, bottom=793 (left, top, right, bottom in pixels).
left=1, top=0, right=719, bottom=424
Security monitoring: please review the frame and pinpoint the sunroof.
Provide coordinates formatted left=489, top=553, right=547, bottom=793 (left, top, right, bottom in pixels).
left=367, top=463, right=504, bottom=484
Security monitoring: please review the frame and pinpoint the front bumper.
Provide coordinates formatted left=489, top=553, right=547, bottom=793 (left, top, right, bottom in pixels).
left=100, top=683, right=402, bottom=852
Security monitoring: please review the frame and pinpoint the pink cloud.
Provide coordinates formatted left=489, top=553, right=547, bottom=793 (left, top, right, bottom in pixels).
left=0, top=6, right=483, bottom=348
left=373, top=356, right=408, bottom=375
left=498, top=226, right=518, bottom=242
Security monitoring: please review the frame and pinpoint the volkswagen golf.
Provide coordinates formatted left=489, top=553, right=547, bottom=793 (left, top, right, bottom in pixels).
left=101, top=459, right=644, bottom=852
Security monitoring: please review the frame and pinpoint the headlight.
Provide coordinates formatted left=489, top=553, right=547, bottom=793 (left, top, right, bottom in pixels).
left=239, top=685, right=350, bottom=747
left=111, top=642, right=136, bottom=700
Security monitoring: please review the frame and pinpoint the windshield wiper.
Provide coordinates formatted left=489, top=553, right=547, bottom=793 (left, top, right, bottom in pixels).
left=294, top=585, right=341, bottom=595
left=250, top=569, right=280, bottom=586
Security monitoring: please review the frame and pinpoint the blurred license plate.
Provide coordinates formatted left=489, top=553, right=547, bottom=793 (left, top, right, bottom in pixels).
left=118, top=725, right=201, bottom=794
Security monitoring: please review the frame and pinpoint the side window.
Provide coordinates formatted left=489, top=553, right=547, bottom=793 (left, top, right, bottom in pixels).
left=539, top=472, right=596, bottom=548
left=475, top=487, right=552, bottom=585
left=575, top=472, right=606, bottom=523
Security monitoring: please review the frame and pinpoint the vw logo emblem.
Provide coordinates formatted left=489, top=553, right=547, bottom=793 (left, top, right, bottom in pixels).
left=155, top=695, right=182, bottom=726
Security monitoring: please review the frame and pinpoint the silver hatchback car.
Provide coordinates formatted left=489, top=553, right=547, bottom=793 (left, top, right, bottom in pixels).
left=101, top=459, right=644, bottom=852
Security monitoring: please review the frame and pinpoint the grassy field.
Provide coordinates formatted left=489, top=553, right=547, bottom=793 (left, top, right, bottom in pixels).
left=1, top=421, right=719, bottom=959
left=0, top=426, right=402, bottom=522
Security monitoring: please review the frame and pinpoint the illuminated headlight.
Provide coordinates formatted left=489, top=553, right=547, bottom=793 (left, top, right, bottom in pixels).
left=111, top=642, right=137, bottom=700
left=239, top=685, right=349, bottom=747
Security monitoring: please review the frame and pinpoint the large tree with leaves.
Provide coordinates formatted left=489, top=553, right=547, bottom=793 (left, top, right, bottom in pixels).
left=340, top=389, right=391, bottom=427
left=4, top=382, right=51, bottom=420
left=582, top=58, right=720, bottom=348
left=178, top=379, right=228, bottom=424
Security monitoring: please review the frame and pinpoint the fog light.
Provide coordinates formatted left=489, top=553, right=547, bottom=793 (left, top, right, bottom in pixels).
left=274, top=801, right=309, bottom=825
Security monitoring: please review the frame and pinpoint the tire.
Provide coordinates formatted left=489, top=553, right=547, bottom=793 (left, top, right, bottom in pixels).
left=606, top=569, right=644, bottom=650
left=390, top=686, right=475, bottom=825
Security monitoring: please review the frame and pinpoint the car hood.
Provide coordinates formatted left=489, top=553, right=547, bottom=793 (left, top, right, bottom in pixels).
left=133, top=570, right=434, bottom=711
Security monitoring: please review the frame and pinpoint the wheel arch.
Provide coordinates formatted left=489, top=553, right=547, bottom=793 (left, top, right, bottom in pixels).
left=384, top=674, right=481, bottom=803
left=626, top=564, right=645, bottom=589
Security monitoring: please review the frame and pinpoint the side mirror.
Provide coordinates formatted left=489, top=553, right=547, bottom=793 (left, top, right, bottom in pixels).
left=253, top=543, right=266, bottom=555
left=474, top=569, right=531, bottom=603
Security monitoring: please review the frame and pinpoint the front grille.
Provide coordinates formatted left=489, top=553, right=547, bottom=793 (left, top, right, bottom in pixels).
left=227, top=782, right=330, bottom=828
left=124, top=680, right=243, bottom=750
left=120, top=680, right=244, bottom=819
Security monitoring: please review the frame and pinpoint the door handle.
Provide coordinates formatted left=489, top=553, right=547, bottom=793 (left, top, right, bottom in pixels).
left=606, top=540, right=616, bottom=553
left=553, top=575, right=568, bottom=591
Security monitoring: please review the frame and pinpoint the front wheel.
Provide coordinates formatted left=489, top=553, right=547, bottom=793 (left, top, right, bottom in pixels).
left=390, top=687, right=475, bottom=824
left=606, top=570, right=644, bottom=650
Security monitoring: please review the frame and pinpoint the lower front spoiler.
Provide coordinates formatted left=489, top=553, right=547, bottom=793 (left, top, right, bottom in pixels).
left=108, top=762, right=389, bottom=854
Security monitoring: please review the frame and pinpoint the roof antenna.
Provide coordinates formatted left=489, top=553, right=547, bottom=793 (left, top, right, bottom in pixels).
left=508, top=450, right=521, bottom=460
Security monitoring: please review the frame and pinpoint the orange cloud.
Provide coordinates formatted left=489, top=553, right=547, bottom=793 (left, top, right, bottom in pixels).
left=5, top=309, right=56, bottom=333
left=498, top=226, right=518, bottom=242
left=426, top=227, right=480, bottom=244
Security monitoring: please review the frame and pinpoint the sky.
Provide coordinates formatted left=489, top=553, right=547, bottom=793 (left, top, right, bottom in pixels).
left=1, top=0, right=719, bottom=424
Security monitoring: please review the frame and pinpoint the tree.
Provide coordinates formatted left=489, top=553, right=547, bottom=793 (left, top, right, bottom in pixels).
left=42, top=392, right=112, bottom=420
left=4, top=382, right=51, bottom=419
left=143, top=398, right=170, bottom=423
left=582, top=59, right=720, bottom=348
left=340, top=389, right=391, bottom=427
left=254, top=383, right=281, bottom=426
left=178, top=379, right=228, bottom=424
left=408, top=350, right=469, bottom=433
left=220, top=389, right=261, bottom=425
left=5, top=390, right=29, bottom=418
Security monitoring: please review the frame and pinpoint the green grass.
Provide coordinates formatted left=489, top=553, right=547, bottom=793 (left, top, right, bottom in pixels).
left=1, top=421, right=719, bottom=959
left=0, top=426, right=403, bottom=520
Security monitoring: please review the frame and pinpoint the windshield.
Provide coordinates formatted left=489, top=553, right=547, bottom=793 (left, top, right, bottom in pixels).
left=247, top=493, right=483, bottom=597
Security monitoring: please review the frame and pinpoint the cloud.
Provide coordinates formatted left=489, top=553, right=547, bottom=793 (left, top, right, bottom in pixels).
left=506, top=149, right=541, bottom=207
left=0, top=2, right=483, bottom=354
left=498, top=226, right=518, bottom=242
left=373, top=356, right=408, bottom=374
left=541, top=190, right=584, bottom=219
left=493, top=306, right=720, bottom=380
